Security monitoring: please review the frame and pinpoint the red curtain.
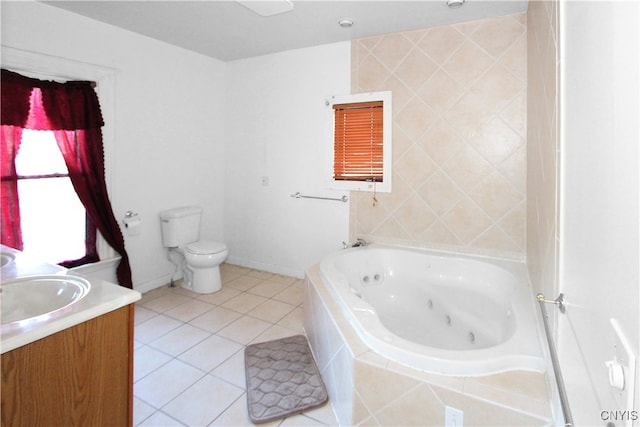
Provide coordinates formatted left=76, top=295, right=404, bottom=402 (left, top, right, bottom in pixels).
left=0, top=125, right=24, bottom=250
left=0, top=69, right=133, bottom=288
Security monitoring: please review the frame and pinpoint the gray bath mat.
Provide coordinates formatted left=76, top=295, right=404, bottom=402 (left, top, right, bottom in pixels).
left=244, top=335, right=328, bottom=423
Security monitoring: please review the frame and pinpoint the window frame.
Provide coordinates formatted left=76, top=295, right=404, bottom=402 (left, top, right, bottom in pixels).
left=2, top=46, right=118, bottom=263
left=327, top=91, right=392, bottom=193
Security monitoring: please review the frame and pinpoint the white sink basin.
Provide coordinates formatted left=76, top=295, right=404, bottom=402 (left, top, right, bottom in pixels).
left=1, top=275, right=91, bottom=326
left=1, top=251, right=15, bottom=268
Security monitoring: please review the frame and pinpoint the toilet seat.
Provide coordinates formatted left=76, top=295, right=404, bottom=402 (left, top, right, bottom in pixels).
left=185, top=241, right=227, bottom=255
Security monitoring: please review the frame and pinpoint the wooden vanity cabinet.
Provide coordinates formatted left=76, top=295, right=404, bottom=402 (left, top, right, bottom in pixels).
left=1, top=304, right=135, bottom=427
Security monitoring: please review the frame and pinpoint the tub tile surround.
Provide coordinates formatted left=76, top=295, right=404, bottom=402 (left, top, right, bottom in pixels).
left=526, top=0, right=559, bottom=299
left=304, top=265, right=552, bottom=426
left=349, top=13, right=527, bottom=260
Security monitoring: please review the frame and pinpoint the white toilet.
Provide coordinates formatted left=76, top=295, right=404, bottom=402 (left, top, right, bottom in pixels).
left=159, top=206, right=228, bottom=294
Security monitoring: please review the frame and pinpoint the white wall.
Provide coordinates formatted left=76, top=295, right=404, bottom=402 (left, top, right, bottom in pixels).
left=559, top=1, right=639, bottom=423
left=1, top=2, right=227, bottom=292
left=1, top=2, right=351, bottom=286
left=224, top=43, right=351, bottom=277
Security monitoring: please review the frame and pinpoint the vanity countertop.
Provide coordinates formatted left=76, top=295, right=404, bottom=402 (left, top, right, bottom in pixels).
left=1, top=245, right=141, bottom=353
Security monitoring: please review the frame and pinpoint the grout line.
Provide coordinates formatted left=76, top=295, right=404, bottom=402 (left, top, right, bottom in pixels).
left=133, top=266, right=331, bottom=426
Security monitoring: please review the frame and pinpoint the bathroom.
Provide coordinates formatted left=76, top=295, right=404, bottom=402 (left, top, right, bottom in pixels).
left=1, top=0, right=638, bottom=426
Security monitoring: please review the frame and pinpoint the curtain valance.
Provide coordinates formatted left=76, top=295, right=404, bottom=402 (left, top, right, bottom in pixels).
left=1, top=69, right=104, bottom=130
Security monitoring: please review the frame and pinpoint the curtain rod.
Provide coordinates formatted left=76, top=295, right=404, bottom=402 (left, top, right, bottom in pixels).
left=2, top=67, right=98, bottom=88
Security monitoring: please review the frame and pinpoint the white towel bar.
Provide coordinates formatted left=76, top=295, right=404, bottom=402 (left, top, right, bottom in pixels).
left=290, top=192, right=348, bottom=203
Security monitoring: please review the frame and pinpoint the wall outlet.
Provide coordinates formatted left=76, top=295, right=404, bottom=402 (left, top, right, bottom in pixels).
left=445, top=406, right=464, bottom=426
left=608, top=318, right=637, bottom=427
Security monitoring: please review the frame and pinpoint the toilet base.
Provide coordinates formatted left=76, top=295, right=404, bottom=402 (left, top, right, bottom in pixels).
left=182, top=264, right=222, bottom=294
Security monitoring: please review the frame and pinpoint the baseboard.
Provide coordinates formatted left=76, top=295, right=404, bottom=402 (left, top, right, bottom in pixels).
left=225, top=256, right=305, bottom=279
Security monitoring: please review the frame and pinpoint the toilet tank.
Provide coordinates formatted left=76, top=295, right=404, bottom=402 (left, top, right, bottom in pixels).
left=159, top=206, right=202, bottom=247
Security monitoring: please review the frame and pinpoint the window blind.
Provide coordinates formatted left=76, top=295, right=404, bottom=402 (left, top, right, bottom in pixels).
left=333, top=100, right=384, bottom=182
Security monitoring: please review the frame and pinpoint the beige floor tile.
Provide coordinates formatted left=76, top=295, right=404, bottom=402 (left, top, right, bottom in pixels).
left=163, top=298, right=215, bottom=322
left=226, top=275, right=263, bottom=292
left=141, top=293, right=193, bottom=313
left=196, top=286, right=241, bottom=305
left=246, top=280, right=292, bottom=298
left=188, top=306, right=242, bottom=333
left=211, top=349, right=246, bottom=388
left=178, top=334, right=244, bottom=372
left=137, top=410, right=185, bottom=426
left=135, top=314, right=183, bottom=344
left=133, top=397, right=156, bottom=426
left=210, top=394, right=270, bottom=427
left=134, top=345, right=173, bottom=382
left=252, top=324, right=300, bottom=344
left=134, top=359, right=204, bottom=408
left=301, top=401, right=339, bottom=425
left=148, top=324, right=211, bottom=357
left=267, top=274, right=299, bottom=286
left=221, top=263, right=250, bottom=282
left=162, top=374, right=244, bottom=426
left=273, top=284, right=305, bottom=306
left=249, top=299, right=296, bottom=323
left=247, top=269, right=273, bottom=280
left=169, top=283, right=199, bottom=298
left=217, top=315, right=272, bottom=344
left=221, top=292, right=269, bottom=314
left=134, top=305, right=158, bottom=325
left=280, top=413, right=330, bottom=426
left=277, top=307, right=305, bottom=333
left=134, top=266, right=335, bottom=427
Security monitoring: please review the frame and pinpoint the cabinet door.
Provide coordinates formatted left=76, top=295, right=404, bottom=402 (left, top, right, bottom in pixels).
left=1, top=305, right=134, bottom=426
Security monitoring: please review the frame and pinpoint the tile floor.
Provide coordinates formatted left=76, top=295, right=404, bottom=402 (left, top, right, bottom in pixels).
left=133, top=264, right=338, bottom=427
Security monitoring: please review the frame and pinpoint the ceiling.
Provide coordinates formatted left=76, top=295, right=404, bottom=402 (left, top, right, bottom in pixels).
left=44, top=1, right=528, bottom=62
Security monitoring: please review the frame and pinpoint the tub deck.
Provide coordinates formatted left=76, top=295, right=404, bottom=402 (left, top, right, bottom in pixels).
left=304, top=257, right=556, bottom=426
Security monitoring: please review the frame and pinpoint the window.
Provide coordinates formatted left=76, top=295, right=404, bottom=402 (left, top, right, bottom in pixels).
left=14, top=129, right=97, bottom=266
left=329, top=91, right=392, bottom=192
left=1, top=63, right=132, bottom=287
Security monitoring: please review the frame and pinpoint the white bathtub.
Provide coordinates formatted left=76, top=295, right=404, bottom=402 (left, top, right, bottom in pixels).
left=318, top=245, right=545, bottom=376
left=69, top=256, right=120, bottom=284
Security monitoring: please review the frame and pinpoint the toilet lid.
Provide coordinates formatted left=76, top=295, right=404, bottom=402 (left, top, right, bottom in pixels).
left=186, top=241, right=227, bottom=255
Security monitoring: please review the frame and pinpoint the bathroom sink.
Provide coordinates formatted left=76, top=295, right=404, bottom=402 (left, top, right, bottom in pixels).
left=1, top=275, right=91, bottom=326
left=1, top=251, right=15, bottom=268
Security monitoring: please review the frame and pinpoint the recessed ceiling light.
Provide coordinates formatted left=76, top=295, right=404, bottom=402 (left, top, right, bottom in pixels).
left=338, top=18, right=354, bottom=28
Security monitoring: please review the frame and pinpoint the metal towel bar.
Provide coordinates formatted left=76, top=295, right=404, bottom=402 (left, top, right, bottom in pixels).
left=537, top=293, right=574, bottom=427
left=290, top=192, right=348, bottom=202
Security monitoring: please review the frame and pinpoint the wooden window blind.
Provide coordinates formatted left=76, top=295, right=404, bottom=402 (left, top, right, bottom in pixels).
left=333, top=100, right=384, bottom=182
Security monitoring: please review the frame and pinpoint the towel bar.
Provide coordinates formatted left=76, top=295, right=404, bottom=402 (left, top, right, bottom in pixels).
left=290, top=192, right=348, bottom=202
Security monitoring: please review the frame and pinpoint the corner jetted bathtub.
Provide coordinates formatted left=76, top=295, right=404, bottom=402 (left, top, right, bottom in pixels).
left=318, top=245, right=545, bottom=376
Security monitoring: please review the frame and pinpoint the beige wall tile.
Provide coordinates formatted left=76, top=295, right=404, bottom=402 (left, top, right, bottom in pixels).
left=526, top=1, right=559, bottom=295
left=371, top=33, right=414, bottom=71
left=351, top=13, right=527, bottom=259
left=354, top=360, right=421, bottom=411
left=373, top=384, right=444, bottom=426
left=417, top=26, right=466, bottom=64
left=472, top=14, right=526, bottom=58
left=435, top=385, right=549, bottom=426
